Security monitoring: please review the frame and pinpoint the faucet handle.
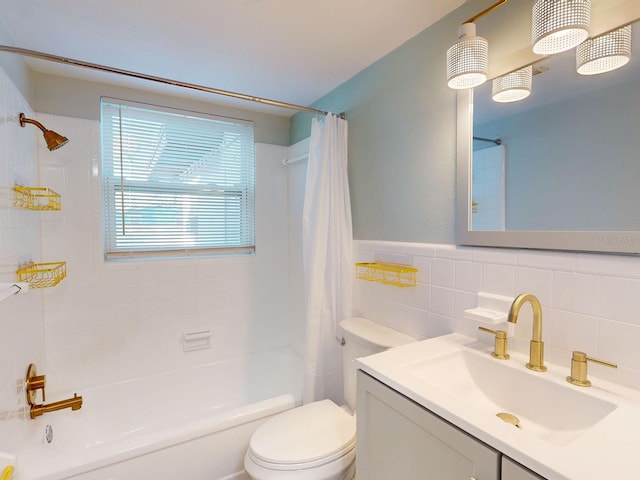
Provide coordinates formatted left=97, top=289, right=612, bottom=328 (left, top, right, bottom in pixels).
left=567, top=351, right=617, bottom=387
left=25, top=363, right=46, bottom=405
left=478, top=326, right=510, bottom=360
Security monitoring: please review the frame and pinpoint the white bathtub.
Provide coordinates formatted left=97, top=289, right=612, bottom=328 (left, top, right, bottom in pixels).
left=17, top=347, right=302, bottom=480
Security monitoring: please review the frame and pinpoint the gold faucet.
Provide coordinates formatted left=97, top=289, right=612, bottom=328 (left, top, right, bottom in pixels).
left=30, top=394, right=83, bottom=419
left=25, top=363, right=83, bottom=419
left=508, top=293, right=547, bottom=372
left=567, top=351, right=617, bottom=387
left=478, top=326, right=510, bottom=360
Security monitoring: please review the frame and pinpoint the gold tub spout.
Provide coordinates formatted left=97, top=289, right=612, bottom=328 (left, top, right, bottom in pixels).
left=30, top=393, right=83, bottom=419
left=508, top=293, right=547, bottom=372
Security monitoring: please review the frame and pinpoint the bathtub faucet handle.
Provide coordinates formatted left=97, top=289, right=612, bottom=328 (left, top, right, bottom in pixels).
left=26, top=363, right=46, bottom=405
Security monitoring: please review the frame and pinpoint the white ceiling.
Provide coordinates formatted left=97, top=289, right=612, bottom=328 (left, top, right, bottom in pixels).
left=0, top=0, right=464, bottom=116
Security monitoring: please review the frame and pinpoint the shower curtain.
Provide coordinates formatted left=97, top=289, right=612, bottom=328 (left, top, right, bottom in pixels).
left=302, top=114, right=353, bottom=404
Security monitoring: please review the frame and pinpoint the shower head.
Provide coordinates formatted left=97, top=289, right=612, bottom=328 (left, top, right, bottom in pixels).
left=19, top=113, right=69, bottom=151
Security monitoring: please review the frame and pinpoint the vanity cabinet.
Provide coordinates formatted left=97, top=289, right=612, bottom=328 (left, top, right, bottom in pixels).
left=356, top=371, right=500, bottom=479
left=357, top=371, right=548, bottom=480
left=502, top=457, right=546, bottom=480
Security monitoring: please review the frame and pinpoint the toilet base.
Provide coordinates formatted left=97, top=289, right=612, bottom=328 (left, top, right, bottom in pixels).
left=244, top=449, right=355, bottom=480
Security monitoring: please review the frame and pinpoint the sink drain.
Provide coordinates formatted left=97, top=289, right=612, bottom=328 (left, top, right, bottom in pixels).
left=496, top=412, right=521, bottom=429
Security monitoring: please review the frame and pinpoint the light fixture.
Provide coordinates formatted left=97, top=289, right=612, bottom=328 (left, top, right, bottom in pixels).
left=492, top=65, right=533, bottom=103
left=447, top=22, right=489, bottom=90
left=576, top=25, right=633, bottom=75
left=19, top=113, right=69, bottom=151
left=532, top=0, right=591, bottom=55
left=447, top=0, right=509, bottom=90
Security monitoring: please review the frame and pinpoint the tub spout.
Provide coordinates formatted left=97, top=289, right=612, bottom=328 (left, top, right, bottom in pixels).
left=30, top=393, right=83, bottom=419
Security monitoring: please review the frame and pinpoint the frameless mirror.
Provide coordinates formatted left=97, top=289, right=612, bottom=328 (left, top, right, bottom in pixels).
left=457, top=20, right=640, bottom=254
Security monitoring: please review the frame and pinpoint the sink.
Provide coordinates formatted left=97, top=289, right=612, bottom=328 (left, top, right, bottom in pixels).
left=407, top=347, right=617, bottom=446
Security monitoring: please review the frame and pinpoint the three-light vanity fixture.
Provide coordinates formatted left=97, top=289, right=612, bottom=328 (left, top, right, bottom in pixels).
left=447, top=0, right=634, bottom=102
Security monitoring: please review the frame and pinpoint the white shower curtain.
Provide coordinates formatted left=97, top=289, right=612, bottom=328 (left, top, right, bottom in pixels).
left=302, top=114, right=353, bottom=404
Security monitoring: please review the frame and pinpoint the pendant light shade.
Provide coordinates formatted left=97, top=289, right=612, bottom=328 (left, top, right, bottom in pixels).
left=492, top=66, right=533, bottom=103
left=532, top=0, right=591, bottom=55
left=576, top=25, right=632, bottom=75
left=447, top=22, right=489, bottom=90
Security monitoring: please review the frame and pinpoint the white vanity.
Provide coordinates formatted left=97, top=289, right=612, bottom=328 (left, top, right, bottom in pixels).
left=356, top=334, right=640, bottom=479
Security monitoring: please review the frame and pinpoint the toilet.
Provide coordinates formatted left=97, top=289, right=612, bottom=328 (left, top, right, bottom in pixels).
left=244, top=317, right=417, bottom=480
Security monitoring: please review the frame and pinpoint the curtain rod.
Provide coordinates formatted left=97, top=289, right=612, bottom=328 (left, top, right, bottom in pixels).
left=0, top=45, right=343, bottom=117
left=473, top=136, right=502, bottom=145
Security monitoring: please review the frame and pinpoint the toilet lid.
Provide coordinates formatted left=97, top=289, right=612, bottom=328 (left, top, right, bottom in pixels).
left=248, top=399, right=356, bottom=470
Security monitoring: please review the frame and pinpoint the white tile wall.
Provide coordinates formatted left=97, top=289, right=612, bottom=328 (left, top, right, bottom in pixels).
left=0, top=69, right=45, bottom=454
left=353, top=240, right=640, bottom=391
left=35, top=112, right=294, bottom=394
left=3, top=62, right=640, bottom=459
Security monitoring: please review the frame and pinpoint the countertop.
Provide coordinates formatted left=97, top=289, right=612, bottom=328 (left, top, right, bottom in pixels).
left=356, top=333, right=640, bottom=480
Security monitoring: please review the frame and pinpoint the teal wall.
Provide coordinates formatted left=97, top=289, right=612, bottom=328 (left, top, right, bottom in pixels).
left=290, top=0, right=534, bottom=243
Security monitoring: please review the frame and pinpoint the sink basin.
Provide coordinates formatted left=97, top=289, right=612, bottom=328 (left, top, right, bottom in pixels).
left=407, top=347, right=616, bottom=446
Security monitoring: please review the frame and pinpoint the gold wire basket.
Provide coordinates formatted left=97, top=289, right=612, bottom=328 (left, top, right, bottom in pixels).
left=16, top=262, right=67, bottom=288
left=355, top=262, right=417, bottom=288
left=13, top=185, right=61, bottom=211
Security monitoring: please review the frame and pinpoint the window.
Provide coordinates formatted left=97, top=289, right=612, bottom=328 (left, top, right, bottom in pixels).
left=101, top=98, right=255, bottom=260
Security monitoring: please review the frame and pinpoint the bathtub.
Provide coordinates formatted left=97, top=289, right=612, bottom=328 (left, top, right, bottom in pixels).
left=16, top=347, right=302, bottom=480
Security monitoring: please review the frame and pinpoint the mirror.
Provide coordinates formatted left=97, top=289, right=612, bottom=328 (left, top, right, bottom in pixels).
left=457, top=20, right=640, bottom=254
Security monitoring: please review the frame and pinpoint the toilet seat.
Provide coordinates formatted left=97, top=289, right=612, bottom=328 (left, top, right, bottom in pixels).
left=247, top=399, right=356, bottom=471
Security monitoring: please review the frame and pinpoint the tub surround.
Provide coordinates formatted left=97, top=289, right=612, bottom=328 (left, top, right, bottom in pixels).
left=0, top=74, right=300, bottom=461
left=0, top=67, right=45, bottom=456
left=35, top=113, right=294, bottom=394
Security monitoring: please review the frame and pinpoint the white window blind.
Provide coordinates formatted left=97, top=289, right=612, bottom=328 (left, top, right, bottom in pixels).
left=101, top=99, right=255, bottom=260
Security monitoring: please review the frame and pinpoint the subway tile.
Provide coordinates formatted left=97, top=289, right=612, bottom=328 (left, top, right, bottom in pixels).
left=391, top=302, right=414, bottom=335
left=517, top=249, right=576, bottom=271
left=405, top=243, right=437, bottom=257
left=428, top=314, right=455, bottom=338
left=576, top=253, right=640, bottom=278
left=431, top=258, right=455, bottom=288
left=431, top=286, right=454, bottom=317
left=600, top=276, right=640, bottom=325
left=454, top=261, right=482, bottom=293
left=598, top=319, right=640, bottom=370
left=473, top=247, right=517, bottom=265
left=409, top=308, right=431, bottom=339
left=481, top=263, right=515, bottom=296
left=412, top=255, right=431, bottom=285
left=551, top=310, right=599, bottom=354
left=553, top=272, right=600, bottom=316
left=435, top=245, right=473, bottom=261
left=515, top=267, right=553, bottom=307
left=411, top=282, right=430, bottom=311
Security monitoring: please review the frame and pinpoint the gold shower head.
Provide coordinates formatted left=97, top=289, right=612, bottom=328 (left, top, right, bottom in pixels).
left=19, top=113, right=69, bottom=151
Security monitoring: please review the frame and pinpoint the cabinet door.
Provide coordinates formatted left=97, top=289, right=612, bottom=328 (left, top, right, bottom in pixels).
left=357, top=371, right=500, bottom=480
left=502, top=457, right=547, bottom=480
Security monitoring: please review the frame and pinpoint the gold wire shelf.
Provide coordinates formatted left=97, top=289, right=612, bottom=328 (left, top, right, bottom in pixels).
left=355, top=262, right=418, bottom=288
left=16, top=262, right=67, bottom=289
left=13, top=185, right=61, bottom=211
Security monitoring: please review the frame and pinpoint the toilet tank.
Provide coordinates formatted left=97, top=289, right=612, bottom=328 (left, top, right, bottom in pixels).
left=340, top=317, right=417, bottom=411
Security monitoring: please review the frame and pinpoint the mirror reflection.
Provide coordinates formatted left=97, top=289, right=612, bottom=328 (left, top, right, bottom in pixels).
left=471, top=22, right=640, bottom=232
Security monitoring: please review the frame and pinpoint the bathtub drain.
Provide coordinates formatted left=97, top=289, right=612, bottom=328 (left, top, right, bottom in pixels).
left=45, top=424, right=53, bottom=444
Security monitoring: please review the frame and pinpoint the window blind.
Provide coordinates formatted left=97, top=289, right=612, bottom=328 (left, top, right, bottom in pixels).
left=101, top=99, right=255, bottom=259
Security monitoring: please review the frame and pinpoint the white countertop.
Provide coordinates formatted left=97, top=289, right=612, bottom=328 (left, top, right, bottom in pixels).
left=357, top=333, right=640, bottom=480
